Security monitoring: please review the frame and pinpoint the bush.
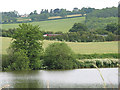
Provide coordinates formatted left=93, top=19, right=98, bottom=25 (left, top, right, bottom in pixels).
left=69, top=23, right=88, bottom=32
left=2, top=54, right=10, bottom=70
left=2, top=49, right=30, bottom=71
left=43, top=42, right=77, bottom=69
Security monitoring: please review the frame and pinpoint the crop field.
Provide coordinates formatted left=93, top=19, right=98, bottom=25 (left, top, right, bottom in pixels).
left=48, top=14, right=82, bottom=19
left=1, top=17, right=85, bottom=32
left=1, top=37, right=118, bottom=54
left=66, top=14, right=82, bottom=17
left=48, top=16, right=62, bottom=19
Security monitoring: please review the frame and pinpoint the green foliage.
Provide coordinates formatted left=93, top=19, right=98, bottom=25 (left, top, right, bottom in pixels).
left=29, top=13, right=49, bottom=21
left=1, top=28, right=16, bottom=37
left=3, top=23, right=44, bottom=71
left=44, top=42, right=77, bottom=69
left=96, top=60, right=103, bottom=68
left=2, top=11, right=18, bottom=24
left=60, top=9, right=67, bottom=18
left=86, top=17, right=117, bottom=30
left=2, top=49, right=30, bottom=71
left=105, top=33, right=116, bottom=41
left=80, top=7, right=95, bottom=14
left=69, top=23, right=88, bottom=32
left=85, top=7, right=118, bottom=30
left=2, top=54, right=10, bottom=69
left=76, top=53, right=119, bottom=59
left=86, top=7, right=118, bottom=18
left=45, top=31, right=107, bottom=42
left=94, top=29, right=110, bottom=35
left=105, top=23, right=118, bottom=33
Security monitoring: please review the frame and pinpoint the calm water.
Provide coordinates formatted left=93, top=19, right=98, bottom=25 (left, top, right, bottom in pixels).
left=0, top=68, right=118, bottom=88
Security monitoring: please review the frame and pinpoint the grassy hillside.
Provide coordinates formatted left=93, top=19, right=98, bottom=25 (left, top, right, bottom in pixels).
left=1, top=37, right=118, bottom=54
left=1, top=17, right=85, bottom=32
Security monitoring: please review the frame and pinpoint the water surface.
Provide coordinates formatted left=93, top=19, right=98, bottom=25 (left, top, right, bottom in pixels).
left=0, top=68, right=118, bottom=88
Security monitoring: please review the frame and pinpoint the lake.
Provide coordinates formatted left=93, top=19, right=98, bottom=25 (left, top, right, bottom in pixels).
left=0, top=68, right=118, bottom=88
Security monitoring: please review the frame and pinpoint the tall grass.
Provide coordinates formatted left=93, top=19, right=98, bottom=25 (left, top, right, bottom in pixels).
left=77, top=59, right=118, bottom=68
left=93, top=64, right=106, bottom=88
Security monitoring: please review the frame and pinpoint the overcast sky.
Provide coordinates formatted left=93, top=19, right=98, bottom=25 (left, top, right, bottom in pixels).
left=0, top=0, right=119, bottom=15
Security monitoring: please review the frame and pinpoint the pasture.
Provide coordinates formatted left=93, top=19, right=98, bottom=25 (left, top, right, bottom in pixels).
left=1, top=37, right=118, bottom=54
left=1, top=17, right=85, bottom=32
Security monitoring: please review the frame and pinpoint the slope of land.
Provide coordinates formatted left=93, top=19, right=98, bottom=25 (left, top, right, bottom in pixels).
left=1, top=37, right=118, bottom=54
left=1, top=17, right=85, bottom=32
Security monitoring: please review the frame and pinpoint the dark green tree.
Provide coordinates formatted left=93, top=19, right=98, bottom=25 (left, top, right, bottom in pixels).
left=33, top=10, right=38, bottom=15
left=2, top=49, right=30, bottom=71
left=60, top=9, right=67, bottom=18
left=9, top=23, right=43, bottom=70
left=105, top=23, right=118, bottom=33
left=44, top=42, right=78, bottom=69
left=69, top=23, right=88, bottom=32
left=105, top=33, right=116, bottom=41
left=50, top=9, right=53, bottom=13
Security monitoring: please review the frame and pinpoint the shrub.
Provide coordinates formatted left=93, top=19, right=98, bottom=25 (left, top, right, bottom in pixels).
left=69, top=23, right=88, bottom=32
left=2, top=49, right=30, bottom=71
left=2, top=54, right=10, bottom=70
left=43, top=42, right=77, bottom=69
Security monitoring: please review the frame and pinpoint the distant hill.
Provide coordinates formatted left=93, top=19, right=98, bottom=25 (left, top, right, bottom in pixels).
left=1, top=17, right=85, bottom=32
left=86, top=7, right=118, bottom=18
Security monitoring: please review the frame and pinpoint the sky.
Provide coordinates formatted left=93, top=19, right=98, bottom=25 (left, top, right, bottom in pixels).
left=0, top=0, right=119, bottom=15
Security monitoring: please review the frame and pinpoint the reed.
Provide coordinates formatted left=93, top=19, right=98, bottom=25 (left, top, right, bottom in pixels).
left=93, top=64, right=106, bottom=88
left=78, top=59, right=118, bottom=68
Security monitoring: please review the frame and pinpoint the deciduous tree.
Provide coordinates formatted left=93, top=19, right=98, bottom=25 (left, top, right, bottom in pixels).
left=9, top=23, right=43, bottom=70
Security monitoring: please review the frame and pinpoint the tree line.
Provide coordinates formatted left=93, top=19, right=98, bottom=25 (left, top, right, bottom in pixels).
left=44, top=23, right=119, bottom=42
left=1, top=11, right=18, bottom=24
left=1, top=6, right=118, bottom=31
left=1, top=22, right=119, bottom=42
left=1, top=7, right=96, bottom=24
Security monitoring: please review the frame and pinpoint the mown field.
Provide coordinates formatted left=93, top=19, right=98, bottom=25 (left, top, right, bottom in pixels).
left=1, top=17, right=85, bottom=32
left=1, top=37, right=118, bottom=54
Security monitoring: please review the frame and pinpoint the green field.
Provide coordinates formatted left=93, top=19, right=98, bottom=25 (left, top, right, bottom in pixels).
left=1, top=37, right=118, bottom=54
left=1, top=17, right=85, bottom=32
